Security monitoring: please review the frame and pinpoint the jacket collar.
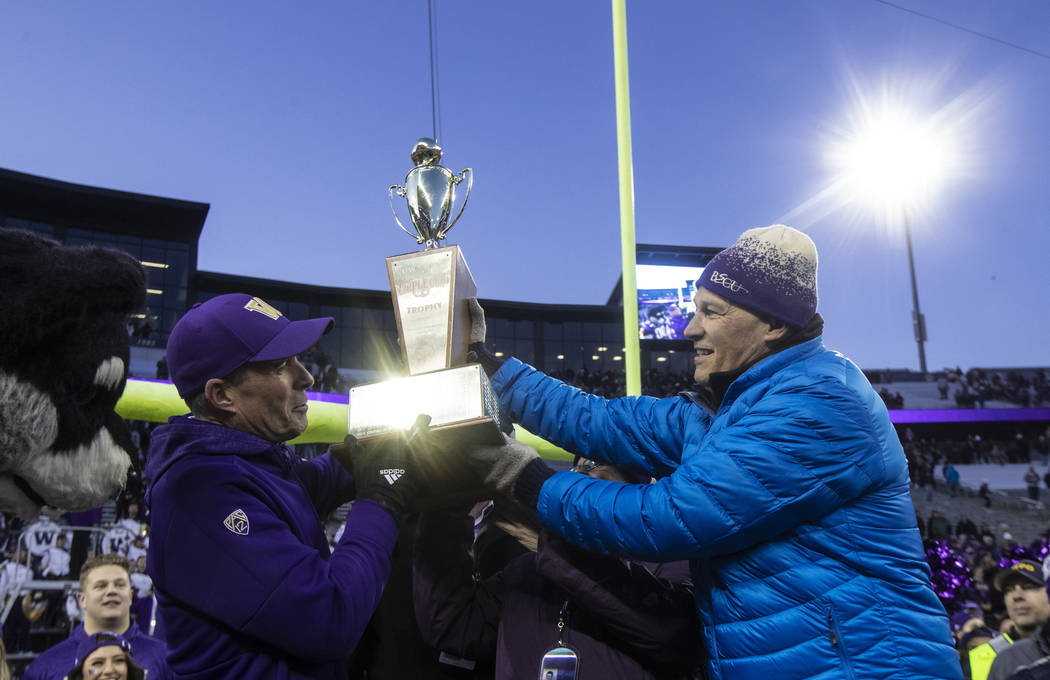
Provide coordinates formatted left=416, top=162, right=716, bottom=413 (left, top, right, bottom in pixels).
left=689, top=336, right=825, bottom=414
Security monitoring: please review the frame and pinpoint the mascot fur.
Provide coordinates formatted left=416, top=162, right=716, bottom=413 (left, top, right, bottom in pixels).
left=0, top=229, right=146, bottom=519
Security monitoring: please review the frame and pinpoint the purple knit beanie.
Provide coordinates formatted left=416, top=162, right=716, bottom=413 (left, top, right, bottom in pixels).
left=698, top=225, right=818, bottom=328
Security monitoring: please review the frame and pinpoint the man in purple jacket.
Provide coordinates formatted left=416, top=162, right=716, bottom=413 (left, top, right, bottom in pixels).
left=145, top=294, right=423, bottom=679
left=22, top=554, right=170, bottom=679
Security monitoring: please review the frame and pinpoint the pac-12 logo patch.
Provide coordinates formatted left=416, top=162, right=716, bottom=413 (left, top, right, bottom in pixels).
left=223, top=509, right=250, bottom=536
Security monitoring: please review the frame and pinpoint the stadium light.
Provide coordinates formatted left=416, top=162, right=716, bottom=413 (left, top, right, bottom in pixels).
left=826, top=103, right=962, bottom=374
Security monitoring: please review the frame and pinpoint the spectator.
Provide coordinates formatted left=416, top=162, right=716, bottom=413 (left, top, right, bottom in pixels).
left=414, top=461, right=703, bottom=679
left=946, top=461, right=962, bottom=498
left=986, top=560, right=1050, bottom=680
left=929, top=511, right=953, bottom=542
left=919, top=456, right=936, bottom=502
left=0, top=548, right=32, bottom=653
left=1026, top=467, right=1041, bottom=502
left=957, top=614, right=995, bottom=680
left=65, top=633, right=145, bottom=680
left=39, top=533, right=70, bottom=579
left=981, top=481, right=993, bottom=508
left=1037, top=436, right=1050, bottom=467
left=22, top=554, right=169, bottom=680
left=128, top=557, right=153, bottom=636
left=957, top=516, right=979, bottom=539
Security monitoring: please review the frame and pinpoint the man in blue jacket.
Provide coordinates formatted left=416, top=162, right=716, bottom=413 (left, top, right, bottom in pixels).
left=145, top=294, right=423, bottom=679
left=22, top=554, right=170, bottom=679
left=463, top=225, right=961, bottom=679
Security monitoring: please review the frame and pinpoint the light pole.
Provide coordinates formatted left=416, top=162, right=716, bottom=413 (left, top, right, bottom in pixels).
left=901, top=209, right=927, bottom=373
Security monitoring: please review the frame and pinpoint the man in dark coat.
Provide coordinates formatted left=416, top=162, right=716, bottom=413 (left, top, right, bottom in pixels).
left=414, top=460, right=702, bottom=679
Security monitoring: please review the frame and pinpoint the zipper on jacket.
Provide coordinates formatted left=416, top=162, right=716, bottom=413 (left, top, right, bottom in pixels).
left=827, top=606, right=857, bottom=680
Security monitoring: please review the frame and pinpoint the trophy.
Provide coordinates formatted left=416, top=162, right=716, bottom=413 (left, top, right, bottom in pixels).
left=347, top=138, right=505, bottom=445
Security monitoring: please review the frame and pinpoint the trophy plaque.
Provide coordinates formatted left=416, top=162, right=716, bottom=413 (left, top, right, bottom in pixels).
left=347, top=138, right=504, bottom=445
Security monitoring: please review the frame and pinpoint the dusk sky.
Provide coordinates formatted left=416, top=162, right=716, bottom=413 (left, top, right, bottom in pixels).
left=2, top=2, right=1048, bottom=371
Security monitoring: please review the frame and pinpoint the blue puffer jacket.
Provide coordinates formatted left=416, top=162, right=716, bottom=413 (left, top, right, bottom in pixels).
left=491, top=337, right=961, bottom=680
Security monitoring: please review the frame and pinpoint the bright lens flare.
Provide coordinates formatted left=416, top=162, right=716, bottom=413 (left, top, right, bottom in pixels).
left=827, top=108, right=961, bottom=216
left=779, top=76, right=991, bottom=233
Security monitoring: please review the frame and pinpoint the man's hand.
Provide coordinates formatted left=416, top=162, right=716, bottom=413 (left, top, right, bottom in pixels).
left=334, top=415, right=432, bottom=525
left=467, top=433, right=541, bottom=497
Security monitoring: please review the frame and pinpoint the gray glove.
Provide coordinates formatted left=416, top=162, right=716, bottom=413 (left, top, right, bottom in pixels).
left=468, top=297, right=487, bottom=345
left=466, top=298, right=505, bottom=377
left=468, top=433, right=540, bottom=497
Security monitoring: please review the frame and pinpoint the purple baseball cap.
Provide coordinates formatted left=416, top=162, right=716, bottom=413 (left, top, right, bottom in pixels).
left=73, top=632, right=131, bottom=668
left=166, top=293, right=333, bottom=398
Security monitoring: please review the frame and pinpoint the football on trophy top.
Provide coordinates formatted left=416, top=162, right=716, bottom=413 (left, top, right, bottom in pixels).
left=346, top=138, right=504, bottom=445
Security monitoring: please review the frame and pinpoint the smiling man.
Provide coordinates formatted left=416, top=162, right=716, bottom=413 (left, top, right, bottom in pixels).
left=145, top=294, right=421, bottom=679
left=983, top=560, right=1050, bottom=680
left=22, top=554, right=169, bottom=680
left=462, top=225, right=960, bottom=679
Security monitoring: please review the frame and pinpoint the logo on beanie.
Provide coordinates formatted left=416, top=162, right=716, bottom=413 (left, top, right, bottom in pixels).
left=243, top=297, right=283, bottom=320
left=223, top=509, right=250, bottom=535
left=709, top=270, right=750, bottom=294
left=380, top=468, right=405, bottom=485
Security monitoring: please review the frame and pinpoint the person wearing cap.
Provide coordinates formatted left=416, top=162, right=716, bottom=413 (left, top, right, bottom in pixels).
left=979, top=560, right=1050, bottom=680
left=22, top=554, right=169, bottom=680
left=144, top=294, right=425, bottom=679
left=66, top=633, right=145, bottom=680
left=459, top=226, right=959, bottom=679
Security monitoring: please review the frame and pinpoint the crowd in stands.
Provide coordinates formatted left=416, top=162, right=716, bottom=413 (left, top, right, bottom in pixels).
left=948, top=368, right=1050, bottom=409
left=903, top=431, right=1050, bottom=474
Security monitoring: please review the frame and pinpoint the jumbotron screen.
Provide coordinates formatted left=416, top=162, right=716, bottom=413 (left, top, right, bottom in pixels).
left=635, top=244, right=721, bottom=341
left=637, top=264, right=703, bottom=340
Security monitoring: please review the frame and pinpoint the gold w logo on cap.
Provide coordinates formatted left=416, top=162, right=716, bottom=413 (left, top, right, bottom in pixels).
left=223, top=509, right=250, bottom=536
left=244, top=297, right=283, bottom=320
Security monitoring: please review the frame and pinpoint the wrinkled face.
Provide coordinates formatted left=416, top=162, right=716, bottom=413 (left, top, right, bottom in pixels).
left=684, top=288, right=775, bottom=387
left=83, top=646, right=128, bottom=679
left=225, top=357, right=314, bottom=443
left=1003, top=579, right=1050, bottom=631
left=78, top=565, right=132, bottom=628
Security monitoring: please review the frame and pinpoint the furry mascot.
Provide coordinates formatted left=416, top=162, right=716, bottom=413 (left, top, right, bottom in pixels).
left=0, top=229, right=146, bottom=519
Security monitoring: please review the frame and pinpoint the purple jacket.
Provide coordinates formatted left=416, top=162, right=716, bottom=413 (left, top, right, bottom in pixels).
left=413, top=510, right=703, bottom=679
left=144, top=415, right=398, bottom=679
left=22, top=622, right=171, bottom=680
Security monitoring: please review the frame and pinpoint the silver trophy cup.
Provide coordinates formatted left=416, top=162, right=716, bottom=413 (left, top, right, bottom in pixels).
left=388, top=137, right=473, bottom=249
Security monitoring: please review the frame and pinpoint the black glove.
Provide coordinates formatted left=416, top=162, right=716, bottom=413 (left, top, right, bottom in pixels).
left=336, top=415, right=431, bottom=525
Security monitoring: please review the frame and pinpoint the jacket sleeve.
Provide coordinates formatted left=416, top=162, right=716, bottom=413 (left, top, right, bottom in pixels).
left=150, top=461, right=397, bottom=662
left=412, top=510, right=505, bottom=663
left=293, top=450, right=356, bottom=518
left=537, top=376, right=884, bottom=560
left=534, top=530, right=702, bottom=675
left=492, top=358, right=708, bottom=476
